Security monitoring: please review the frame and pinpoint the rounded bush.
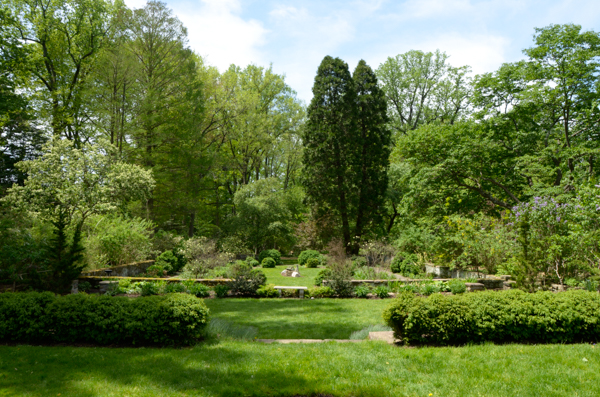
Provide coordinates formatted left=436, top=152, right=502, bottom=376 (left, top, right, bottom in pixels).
left=156, top=250, right=178, bottom=274
left=306, top=257, right=320, bottom=268
left=374, top=285, right=391, bottom=299
left=258, top=249, right=281, bottom=265
left=245, top=256, right=260, bottom=267
left=391, top=253, right=420, bottom=276
left=314, top=268, right=332, bottom=286
left=213, top=284, right=229, bottom=298
left=261, top=257, right=276, bottom=268
left=298, top=250, right=322, bottom=266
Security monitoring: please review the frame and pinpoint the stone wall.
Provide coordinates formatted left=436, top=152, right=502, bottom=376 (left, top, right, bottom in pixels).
left=81, top=260, right=155, bottom=277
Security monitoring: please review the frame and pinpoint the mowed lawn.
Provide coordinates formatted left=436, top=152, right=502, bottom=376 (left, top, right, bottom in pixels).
left=260, top=265, right=322, bottom=288
left=2, top=342, right=599, bottom=397
left=205, top=298, right=389, bottom=339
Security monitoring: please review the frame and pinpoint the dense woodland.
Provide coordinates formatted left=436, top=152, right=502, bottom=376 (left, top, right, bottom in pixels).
left=1, top=0, right=600, bottom=292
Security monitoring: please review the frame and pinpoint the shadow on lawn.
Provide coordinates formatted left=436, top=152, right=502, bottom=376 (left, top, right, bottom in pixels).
left=1, top=343, right=343, bottom=397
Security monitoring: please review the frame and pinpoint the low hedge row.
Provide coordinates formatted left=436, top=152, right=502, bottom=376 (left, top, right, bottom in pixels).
left=383, top=290, right=600, bottom=345
left=0, top=292, right=209, bottom=346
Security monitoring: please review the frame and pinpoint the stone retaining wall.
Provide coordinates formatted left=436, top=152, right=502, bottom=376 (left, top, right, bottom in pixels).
left=78, top=276, right=231, bottom=286
left=81, top=260, right=155, bottom=277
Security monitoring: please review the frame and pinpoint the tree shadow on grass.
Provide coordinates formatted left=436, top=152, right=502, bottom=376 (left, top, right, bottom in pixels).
left=0, top=343, right=349, bottom=397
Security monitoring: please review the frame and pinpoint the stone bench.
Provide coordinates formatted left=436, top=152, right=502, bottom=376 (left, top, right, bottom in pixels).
left=274, top=286, right=308, bottom=298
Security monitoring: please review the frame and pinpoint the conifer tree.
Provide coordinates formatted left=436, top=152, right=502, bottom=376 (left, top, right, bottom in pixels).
left=303, top=57, right=390, bottom=253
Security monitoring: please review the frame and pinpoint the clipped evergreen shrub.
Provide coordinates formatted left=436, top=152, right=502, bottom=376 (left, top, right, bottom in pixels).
left=155, top=250, right=178, bottom=274
left=258, top=249, right=282, bottom=265
left=306, top=257, right=320, bottom=268
left=256, top=284, right=279, bottom=298
left=298, top=250, right=322, bottom=266
left=0, top=292, right=209, bottom=346
left=390, top=253, right=420, bottom=276
left=308, top=286, right=334, bottom=298
left=384, top=290, right=600, bottom=346
left=261, top=257, right=276, bottom=268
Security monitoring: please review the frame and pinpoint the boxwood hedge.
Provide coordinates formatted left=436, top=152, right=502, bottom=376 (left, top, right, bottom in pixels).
left=0, top=292, right=209, bottom=346
left=383, top=290, right=600, bottom=345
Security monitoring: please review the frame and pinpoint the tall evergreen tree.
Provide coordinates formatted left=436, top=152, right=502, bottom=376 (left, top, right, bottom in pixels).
left=303, top=56, right=390, bottom=253
left=352, top=60, right=391, bottom=248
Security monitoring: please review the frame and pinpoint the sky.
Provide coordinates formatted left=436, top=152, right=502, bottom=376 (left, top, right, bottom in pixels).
left=124, top=0, right=600, bottom=103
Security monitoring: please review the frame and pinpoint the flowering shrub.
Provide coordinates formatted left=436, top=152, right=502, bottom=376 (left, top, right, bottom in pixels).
left=506, top=192, right=600, bottom=289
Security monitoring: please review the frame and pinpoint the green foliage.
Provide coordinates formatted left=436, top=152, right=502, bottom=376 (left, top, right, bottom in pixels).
left=307, top=286, right=334, bottom=298
left=245, top=257, right=260, bottom=267
left=181, top=281, right=210, bottom=298
left=258, top=249, right=282, bottom=265
left=373, top=285, right=391, bottom=299
left=390, top=253, right=420, bottom=275
left=0, top=292, right=209, bottom=345
left=448, top=279, right=467, bottom=294
left=256, top=284, right=279, bottom=298
left=227, top=262, right=266, bottom=296
left=78, top=281, right=92, bottom=292
left=314, top=268, right=332, bottom=286
left=144, top=265, right=167, bottom=278
left=155, top=250, right=179, bottom=274
left=352, top=266, right=394, bottom=280
left=354, top=284, right=370, bottom=298
left=305, top=257, right=320, bottom=268
left=213, top=284, right=229, bottom=298
left=83, top=215, right=154, bottom=270
left=298, top=250, right=322, bottom=266
left=46, top=212, right=85, bottom=293
left=139, top=281, right=161, bottom=296
left=384, top=290, right=600, bottom=345
left=164, top=282, right=186, bottom=294
left=303, top=56, right=391, bottom=253
left=261, top=257, right=276, bottom=268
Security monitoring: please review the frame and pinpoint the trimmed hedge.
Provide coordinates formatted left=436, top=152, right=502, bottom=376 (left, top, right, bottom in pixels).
left=384, top=290, right=600, bottom=345
left=0, top=292, right=209, bottom=346
left=258, top=249, right=282, bottom=265
left=298, top=250, right=322, bottom=266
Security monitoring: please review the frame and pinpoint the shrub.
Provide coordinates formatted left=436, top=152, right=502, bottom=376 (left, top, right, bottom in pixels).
left=181, top=237, right=233, bottom=279
left=448, top=279, right=467, bottom=294
left=140, top=281, right=161, bottom=296
left=314, top=268, right=332, bottom=286
left=351, top=256, right=368, bottom=268
left=374, top=285, right=391, bottom=299
left=245, top=256, right=260, bottom=267
left=183, top=282, right=210, bottom=298
left=384, top=290, right=600, bottom=346
left=354, top=285, right=370, bottom=298
left=298, top=250, right=322, bottom=266
left=256, top=284, right=279, bottom=298
left=0, top=292, right=209, bottom=345
left=258, top=249, right=281, bottom=265
left=83, top=215, right=155, bottom=270
left=305, top=257, right=320, bottom=268
left=145, top=264, right=167, bottom=278
left=391, top=253, right=420, bottom=276
left=164, top=282, right=186, bottom=293
left=155, top=250, right=179, bottom=274
left=228, top=262, right=267, bottom=296
left=419, top=283, right=440, bottom=296
left=261, top=257, right=276, bottom=268
left=213, top=284, right=229, bottom=298
left=308, top=286, right=334, bottom=298
left=78, top=281, right=92, bottom=292
left=396, top=283, right=418, bottom=293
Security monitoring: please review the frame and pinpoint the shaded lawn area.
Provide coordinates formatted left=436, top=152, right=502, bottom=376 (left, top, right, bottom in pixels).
left=205, top=298, right=389, bottom=339
left=2, top=342, right=599, bottom=397
left=261, top=265, right=321, bottom=288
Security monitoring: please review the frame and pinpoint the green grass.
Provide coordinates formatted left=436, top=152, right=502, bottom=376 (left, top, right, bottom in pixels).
left=260, top=265, right=321, bottom=287
left=2, top=342, right=599, bottom=396
left=205, top=298, right=389, bottom=339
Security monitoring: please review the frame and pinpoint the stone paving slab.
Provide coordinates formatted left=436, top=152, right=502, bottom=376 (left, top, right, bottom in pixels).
left=368, top=331, right=398, bottom=344
left=256, top=339, right=364, bottom=344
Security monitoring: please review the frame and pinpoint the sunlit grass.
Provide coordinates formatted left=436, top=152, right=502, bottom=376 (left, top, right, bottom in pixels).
left=2, top=342, right=599, bottom=396
left=205, top=298, right=389, bottom=339
left=260, top=265, right=322, bottom=287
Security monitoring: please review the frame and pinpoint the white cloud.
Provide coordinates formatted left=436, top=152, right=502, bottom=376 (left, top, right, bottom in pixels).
left=418, top=33, right=510, bottom=74
left=175, top=0, right=268, bottom=70
left=402, top=0, right=472, bottom=18
left=124, top=0, right=269, bottom=71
